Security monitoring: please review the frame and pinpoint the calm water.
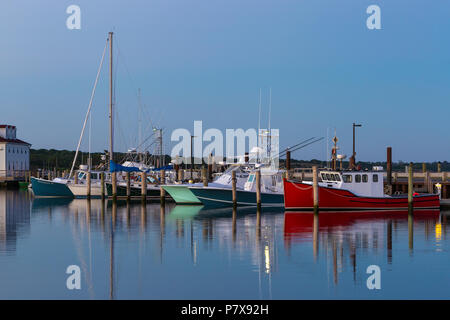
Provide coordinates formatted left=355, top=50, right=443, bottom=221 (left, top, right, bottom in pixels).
left=0, top=189, right=448, bottom=299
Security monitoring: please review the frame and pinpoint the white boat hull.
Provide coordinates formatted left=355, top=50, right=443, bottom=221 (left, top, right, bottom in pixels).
left=68, top=183, right=103, bottom=198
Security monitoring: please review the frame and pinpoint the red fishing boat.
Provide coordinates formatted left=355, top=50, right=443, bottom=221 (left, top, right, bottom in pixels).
left=283, top=169, right=440, bottom=211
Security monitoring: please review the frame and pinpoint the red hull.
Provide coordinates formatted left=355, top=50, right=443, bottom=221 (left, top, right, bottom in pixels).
left=283, top=179, right=440, bottom=211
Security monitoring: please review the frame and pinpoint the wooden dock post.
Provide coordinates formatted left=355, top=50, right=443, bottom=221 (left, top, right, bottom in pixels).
left=126, top=172, right=131, bottom=199
left=408, top=163, right=413, bottom=212
left=160, top=170, right=166, bottom=204
left=386, top=147, right=392, bottom=185
left=74, top=171, right=78, bottom=184
left=286, top=150, right=291, bottom=179
left=36, top=170, right=40, bottom=179
left=422, top=163, right=426, bottom=173
left=86, top=171, right=91, bottom=199
left=141, top=171, right=147, bottom=201
left=101, top=172, right=105, bottom=199
left=256, top=170, right=261, bottom=209
left=313, top=166, right=319, bottom=212
left=232, top=170, right=237, bottom=208
left=202, top=166, right=208, bottom=187
left=112, top=172, right=117, bottom=201
left=437, top=162, right=442, bottom=173
left=424, top=171, right=430, bottom=193
left=443, top=171, right=448, bottom=182
left=177, top=169, right=183, bottom=182
left=208, top=153, right=213, bottom=182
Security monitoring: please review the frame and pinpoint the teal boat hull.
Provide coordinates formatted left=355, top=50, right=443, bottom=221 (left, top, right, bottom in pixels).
left=30, top=177, right=73, bottom=198
left=162, top=185, right=202, bottom=205
left=188, top=186, right=284, bottom=208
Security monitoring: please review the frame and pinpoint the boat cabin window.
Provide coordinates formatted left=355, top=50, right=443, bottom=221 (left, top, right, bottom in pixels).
left=91, top=173, right=98, bottom=180
left=321, top=173, right=326, bottom=181
left=334, top=174, right=341, bottom=182
left=248, top=174, right=255, bottom=183
left=342, top=175, right=352, bottom=183
left=373, top=174, right=379, bottom=182
left=355, top=174, right=361, bottom=183
left=78, top=172, right=86, bottom=180
left=362, top=174, right=368, bottom=183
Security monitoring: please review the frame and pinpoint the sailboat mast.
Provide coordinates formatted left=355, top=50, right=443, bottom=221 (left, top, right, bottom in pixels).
left=109, top=31, right=114, bottom=168
left=138, top=88, right=143, bottom=163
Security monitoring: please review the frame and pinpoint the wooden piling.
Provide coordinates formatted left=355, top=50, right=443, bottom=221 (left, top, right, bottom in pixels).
left=74, top=171, right=78, bottom=184
left=202, top=166, right=208, bottom=187
left=424, top=171, right=430, bottom=193
left=286, top=150, right=291, bottom=179
left=438, top=162, right=442, bottom=173
left=256, top=170, right=261, bottom=209
left=386, top=147, right=392, bottom=185
left=141, top=171, right=147, bottom=200
left=100, top=172, right=105, bottom=199
left=232, top=170, right=237, bottom=208
left=86, top=171, right=91, bottom=199
left=160, top=170, right=166, bottom=204
left=126, top=172, right=131, bottom=199
left=422, top=163, right=426, bottom=173
left=112, top=172, right=117, bottom=201
left=408, top=163, right=413, bottom=212
left=37, top=170, right=40, bottom=179
left=313, top=166, right=319, bottom=212
left=177, top=169, right=183, bottom=182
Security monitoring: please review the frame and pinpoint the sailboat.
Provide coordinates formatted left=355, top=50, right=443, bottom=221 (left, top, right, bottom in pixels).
left=31, top=34, right=113, bottom=198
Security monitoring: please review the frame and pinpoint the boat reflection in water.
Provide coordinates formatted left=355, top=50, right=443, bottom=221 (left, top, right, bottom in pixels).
left=0, top=189, right=448, bottom=299
left=284, top=209, right=442, bottom=284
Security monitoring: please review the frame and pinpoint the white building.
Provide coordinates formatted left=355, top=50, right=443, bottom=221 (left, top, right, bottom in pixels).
left=0, top=125, right=31, bottom=177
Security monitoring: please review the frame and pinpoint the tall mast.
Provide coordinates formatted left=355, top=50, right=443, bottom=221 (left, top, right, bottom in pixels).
left=138, top=88, right=142, bottom=163
left=257, top=88, right=261, bottom=163
left=109, top=32, right=114, bottom=168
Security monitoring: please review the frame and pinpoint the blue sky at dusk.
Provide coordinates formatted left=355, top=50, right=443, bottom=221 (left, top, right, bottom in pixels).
left=1, top=0, right=449, bottom=162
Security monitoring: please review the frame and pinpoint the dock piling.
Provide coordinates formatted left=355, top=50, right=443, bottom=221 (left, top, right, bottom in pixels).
left=313, top=166, right=319, bottom=212
left=408, top=162, right=413, bottom=212
left=160, top=170, right=166, bottom=204
left=112, top=172, right=117, bottom=201
left=126, top=172, right=131, bottom=200
left=141, top=171, right=147, bottom=201
left=202, top=166, right=208, bottom=187
left=256, top=170, right=261, bottom=209
left=101, top=172, right=105, bottom=199
left=232, top=170, right=237, bottom=208
left=86, top=171, right=91, bottom=199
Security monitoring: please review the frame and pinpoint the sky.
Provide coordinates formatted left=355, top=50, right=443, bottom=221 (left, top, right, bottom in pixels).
left=0, top=0, right=449, bottom=162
